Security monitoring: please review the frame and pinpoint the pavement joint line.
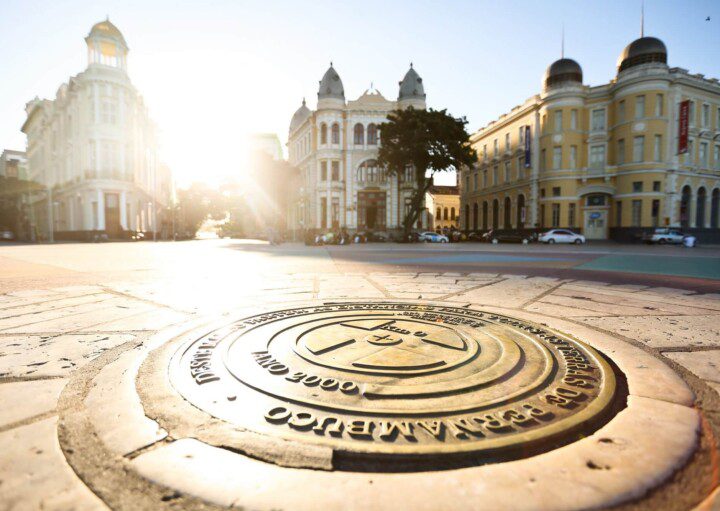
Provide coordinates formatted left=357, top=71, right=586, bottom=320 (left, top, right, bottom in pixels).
left=101, top=286, right=188, bottom=312
left=0, top=300, right=133, bottom=332
left=660, top=346, right=720, bottom=353
left=0, top=409, right=58, bottom=434
left=518, top=279, right=573, bottom=310
left=362, top=275, right=394, bottom=299
left=124, top=436, right=176, bottom=461
left=0, top=295, right=118, bottom=321
left=0, top=291, right=108, bottom=311
left=435, top=278, right=507, bottom=301
left=0, top=329, right=157, bottom=336
left=0, top=375, right=65, bottom=383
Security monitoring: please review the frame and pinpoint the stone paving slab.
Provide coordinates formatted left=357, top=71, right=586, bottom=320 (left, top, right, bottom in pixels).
left=0, top=379, right=66, bottom=429
left=664, top=351, right=720, bottom=384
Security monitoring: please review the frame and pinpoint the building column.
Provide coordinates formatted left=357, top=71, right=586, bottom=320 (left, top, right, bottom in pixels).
left=97, top=189, right=105, bottom=230
left=119, top=191, right=127, bottom=229
left=530, top=112, right=541, bottom=227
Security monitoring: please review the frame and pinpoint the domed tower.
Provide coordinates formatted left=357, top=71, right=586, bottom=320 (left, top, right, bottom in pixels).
left=617, top=36, right=667, bottom=74
left=543, top=58, right=583, bottom=92
left=398, top=64, right=426, bottom=109
left=85, top=18, right=128, bottom=71
left=317, top=63, right=345, bottom=110
left=289, top=98, right=311, bottom=134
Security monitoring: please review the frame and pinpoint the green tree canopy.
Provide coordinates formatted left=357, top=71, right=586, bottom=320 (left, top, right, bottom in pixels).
left=377, top=107, right=477, bottom=235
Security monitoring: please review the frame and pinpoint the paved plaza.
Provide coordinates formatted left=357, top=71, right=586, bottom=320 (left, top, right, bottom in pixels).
left=0, top=240, right=719, bottom=510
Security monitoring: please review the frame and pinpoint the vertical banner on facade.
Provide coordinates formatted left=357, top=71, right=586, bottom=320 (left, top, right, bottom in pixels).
left=524, top=126, right=531, bottom=168
left=678, top=100, right=689, bottom=154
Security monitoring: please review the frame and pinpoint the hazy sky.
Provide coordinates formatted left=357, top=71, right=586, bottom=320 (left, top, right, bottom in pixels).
left=1, top=0, right=718, bottom=187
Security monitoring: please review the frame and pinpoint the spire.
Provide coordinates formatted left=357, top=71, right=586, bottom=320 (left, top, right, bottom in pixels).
left=641, top=0, right=645, bottom=37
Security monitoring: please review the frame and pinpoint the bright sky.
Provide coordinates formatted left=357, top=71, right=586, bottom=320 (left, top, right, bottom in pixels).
left=1, top=0, right=718, bottom=188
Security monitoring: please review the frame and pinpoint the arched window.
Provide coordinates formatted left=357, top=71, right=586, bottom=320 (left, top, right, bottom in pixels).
left=696, top=187, right=707, bottom=227
left=357, top=160, right=380, bottom=183
left=331, top=123, right=340, bottom=144
left=517, top=194, right=525, bottom=229
left=443, top=207, right=449, bottom=220
left=680, top=185, right=692, bottom=229
left=504, top=197, right=512, bottom=229
left=451, top=207, right=456, bottom=220
left=320, top=123, right=327, bottom=145
left=436, top=207, right=441, bottom=220
left=492, top=200, right=499, bottom=229
left=464, top=205, right=470, bottom=230
left=353, top=123, right=364, bottom=145
left=367, top=124, right=378, bottom=145
left=711, top=189, right=720, bottom=228
left=472, top=203, right=478, bottom=231
left=482, top=201, right=488, bottom=230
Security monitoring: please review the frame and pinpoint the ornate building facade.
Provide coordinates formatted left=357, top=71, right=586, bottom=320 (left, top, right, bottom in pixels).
left=461, top=35, right=720, bottom=240
left=21, top=20, right=170, bottom=239
left=287, top=64, right=427, bottom=234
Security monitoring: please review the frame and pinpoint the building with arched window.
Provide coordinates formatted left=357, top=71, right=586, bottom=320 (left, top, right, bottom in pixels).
left=288, top=63, right=428, bottom=233
left=21, top=20, right=171, bottom=240
left=460, top=33, right=720, bottom=241
left=425, top=183, right=460, bottom=230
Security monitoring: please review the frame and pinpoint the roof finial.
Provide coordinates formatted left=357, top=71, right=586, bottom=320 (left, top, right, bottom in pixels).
left=302, top=97, right=306, bottom=106
left=561, top=23, right=565, bottom=58
left=641, top=0, right=645, bottom=37
left=330, top=60, right=333, bottom=67
left=410, top=61, right=413, bottom=68
left=106, top=14, right=110, bottom=21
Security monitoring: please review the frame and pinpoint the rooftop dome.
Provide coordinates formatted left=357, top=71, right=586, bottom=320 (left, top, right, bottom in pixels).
left=317, top=64, right=344, bottom=100
left=88, top=19, right=127, bottom=47
left=617, top=36, right=667, bottom=72
left=398, top=65, right=426, bottom=100
left=543, top=58, right=583, bottom=89
left=289, top=98, right=311, bottom=132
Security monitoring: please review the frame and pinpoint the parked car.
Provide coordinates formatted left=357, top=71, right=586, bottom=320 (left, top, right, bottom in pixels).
left=420, top=231, right=449, bottom=243
left=490, top=232, right=532, bottom=244
left=539, top=229, right=586, bottom=244
left=641, top=228, right=685, bottom=245
left=0, top=229, right=15, bottom=241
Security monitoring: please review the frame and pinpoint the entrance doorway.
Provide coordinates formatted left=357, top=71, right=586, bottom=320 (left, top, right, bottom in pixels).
left=104, top=193, right=121, bottom=237
left=584, top=211, right=607, bottom=239
left=358, top=191, right=386, bottom=230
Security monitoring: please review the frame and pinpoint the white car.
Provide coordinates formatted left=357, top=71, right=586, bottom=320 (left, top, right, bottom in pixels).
left=420, top=231, right=449, bottom=243
left=641, top=228, right=685, bottom=245
left=539, top=229, right=586, bottom=244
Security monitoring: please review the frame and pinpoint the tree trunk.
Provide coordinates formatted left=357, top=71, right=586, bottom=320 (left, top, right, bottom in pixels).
left=401, top=172, right=434, bottom=238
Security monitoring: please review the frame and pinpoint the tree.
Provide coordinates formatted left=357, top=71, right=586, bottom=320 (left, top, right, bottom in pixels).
left=377, top=108, right=477, bottom=236
left=175, top=183, right=226, bottom=238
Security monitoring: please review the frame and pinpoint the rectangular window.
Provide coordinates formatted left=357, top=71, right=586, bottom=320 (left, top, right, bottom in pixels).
left=591, top=109, right=606, bottom=131
left=552, top=146, right=562, bottom=169
left=473, top=173, right=478, bottom=191
left=568, top=203, right=576, bottom=227
left=552, top=186, right=561, bottom=197
left=517, top=156, right=524, bottom=179
left=571, top=109, right=578, bottom=130
left=590, top=145, right=605, bottom=169
left=700, top=142, right=709, bottom=167
left=554, top=110, right=563, bottom=131
left=688, top=101, right=695, bottom=126
left=633, top=136, right=645, bottom=162
left=651, top=199, right=660, bottom=226
left=540, top=188, right=546, bottom=198
left=653, top=135, right=662, bottom=161
left=493, top=166, right=499, bottom=185
left=632, top=181, right=643, bottom=193
left=686, top=139, right=694, bottom=164
left=465, top=175, right=470, bottom=192
left=702, top=104, right=710, bottom=128
left=655, top=94, right=664, bottom=116
left=616, top=200, right=623, bottom=227
left=519, top=126, right=525, bottom=144
left=331, top=198, right=339, bottom=228
left=504, top=161, right=510, bottom=181
left=551, top=204, right=560, bottom=227
left=570, top=145, right=577, bottom=169
left=653, top=180, right=661, bottom=192
left=482, top=169, right=488, bottom=187
left=631, top=199, right=642, bottom=227
left=540, top=149, right=546, bottom=171
left=715, top=146, right=720, bottom=170
left=617, top=139, right=625, bottom=165
left=320, top=161, right=328, bottom=181
left=320, top=198, right=327, bottom=229
left=618, top=101, right=625, bottom=123
left=331, top=161, right=340, bottom=181
left=635, top=95, right=645, bottom=119
left=505, top=133, right=510, bottom=151
left=483, top=145, right=487, bottom=162
left=493, top=139, right=498, bottom=157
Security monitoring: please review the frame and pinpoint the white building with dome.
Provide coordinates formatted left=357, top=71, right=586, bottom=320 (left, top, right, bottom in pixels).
left=21, top=19, right=170, bottom=240
left=287, top=64, right=427, bottom=234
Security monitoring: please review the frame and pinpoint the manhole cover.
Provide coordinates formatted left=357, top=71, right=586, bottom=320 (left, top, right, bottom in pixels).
left=170, top=303, right=617, bottom=465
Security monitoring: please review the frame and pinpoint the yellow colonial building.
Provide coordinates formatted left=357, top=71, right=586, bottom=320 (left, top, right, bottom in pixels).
left=461, top=35, right=720, bottom=241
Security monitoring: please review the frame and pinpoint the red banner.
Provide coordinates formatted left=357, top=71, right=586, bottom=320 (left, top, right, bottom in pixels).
left=678, top=100, right=689, bottom=154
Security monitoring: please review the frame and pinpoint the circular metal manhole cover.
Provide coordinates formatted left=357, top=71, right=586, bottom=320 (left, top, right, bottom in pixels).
left=169, top=303, right=617, bottom=464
